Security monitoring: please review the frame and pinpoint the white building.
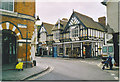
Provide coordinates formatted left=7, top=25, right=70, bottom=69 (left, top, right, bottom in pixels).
left=102, top=0, right=120, bottom=65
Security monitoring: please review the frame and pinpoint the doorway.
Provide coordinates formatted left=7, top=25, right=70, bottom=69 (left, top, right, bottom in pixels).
left=2, top=30, right=17, bottom=64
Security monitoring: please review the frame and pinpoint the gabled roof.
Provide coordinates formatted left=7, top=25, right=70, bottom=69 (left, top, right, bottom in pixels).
left=74, top=11, right=106, bottom=31
left=101, top=0, right=109, bottom=6
left=52, top=18, right=68, bottom=31
left=39, top=22, right=54, bottom=35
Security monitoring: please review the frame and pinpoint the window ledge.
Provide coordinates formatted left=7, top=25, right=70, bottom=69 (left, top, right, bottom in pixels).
left=0, top=9, right=35, bottom=21
left=0, top=9, right=15, bottom=14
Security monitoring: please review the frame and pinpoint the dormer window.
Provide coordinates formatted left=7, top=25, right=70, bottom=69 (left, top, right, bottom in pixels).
left=0, top=0, right=14, bottom=12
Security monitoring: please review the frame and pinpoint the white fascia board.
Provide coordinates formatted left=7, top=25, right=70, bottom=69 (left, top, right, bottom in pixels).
left=53, top=40, right=103, bottom=45
left=17, top=39, right=31, bottom=43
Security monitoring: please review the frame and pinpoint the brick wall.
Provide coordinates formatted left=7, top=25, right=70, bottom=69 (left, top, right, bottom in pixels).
left=14, top=0, right=35, bottom=17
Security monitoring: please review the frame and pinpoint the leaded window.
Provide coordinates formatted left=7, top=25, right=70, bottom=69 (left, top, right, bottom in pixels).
left=80, top=30, right=83, bottom=37
left=88, top=29, right=90, bottom=37
left=97, top=31, right=99, bottom=38
left=91, top=29, right=93, bottom=37
left=55, top=32, right=59, bottom=39
left=83, top=29, right=87, bottom=37
left=71, top=25, right=79, bottom=37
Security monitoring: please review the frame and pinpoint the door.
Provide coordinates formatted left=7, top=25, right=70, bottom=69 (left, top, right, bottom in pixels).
left=85, top=45, right=91, bottom=58
left=2, top=30, right=17, bottom=64
left=53, top=46, right=57, bottom=57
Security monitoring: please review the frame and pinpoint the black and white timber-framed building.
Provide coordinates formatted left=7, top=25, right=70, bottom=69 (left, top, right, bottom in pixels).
left=38, top=11, right=107, bottom=58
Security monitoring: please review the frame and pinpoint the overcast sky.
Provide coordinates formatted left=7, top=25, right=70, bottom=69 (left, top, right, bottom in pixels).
left=36, top=0, right=106, bottom=24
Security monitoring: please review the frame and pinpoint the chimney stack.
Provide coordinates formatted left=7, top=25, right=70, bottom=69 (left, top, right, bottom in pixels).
left=98, top=16, right=106, bottom=27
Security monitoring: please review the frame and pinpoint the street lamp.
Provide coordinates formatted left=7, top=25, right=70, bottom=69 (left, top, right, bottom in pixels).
left=31, top=16, right=40, bottom=66
left=26, top=16, right=40, bottom=68
left=26, top=29, right=28, bottom=68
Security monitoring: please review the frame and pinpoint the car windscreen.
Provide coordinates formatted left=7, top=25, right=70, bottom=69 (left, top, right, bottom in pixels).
left=102, top=46, right=107, bottom=53
left=108, top=46, right=113, bottom=52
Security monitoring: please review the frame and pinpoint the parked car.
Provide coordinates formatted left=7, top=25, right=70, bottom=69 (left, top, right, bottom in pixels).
left=102, top=44, right=114, bottom=60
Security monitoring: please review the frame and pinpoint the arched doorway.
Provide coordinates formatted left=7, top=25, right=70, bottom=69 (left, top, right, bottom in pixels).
left=2, top=30, right=17, bottom=64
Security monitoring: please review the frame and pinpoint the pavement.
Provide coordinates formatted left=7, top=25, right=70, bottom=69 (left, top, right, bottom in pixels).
left=97, top=61, right=119, bottom=80
left=2, top=61, right=49, bottom=81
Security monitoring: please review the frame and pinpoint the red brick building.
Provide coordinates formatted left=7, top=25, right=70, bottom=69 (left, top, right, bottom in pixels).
left=0, top=0, right=36, bottom=64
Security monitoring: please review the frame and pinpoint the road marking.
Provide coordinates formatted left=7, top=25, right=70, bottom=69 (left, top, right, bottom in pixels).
left=114, top=77, right=118, bottom=80
left=97, top=63, right=101, bottom=67
left=111, top=73, right=115, bottom=76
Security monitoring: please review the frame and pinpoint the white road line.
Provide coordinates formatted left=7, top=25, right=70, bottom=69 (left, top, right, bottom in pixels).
left=97, top=63, right=101, bottom=67
left=111, top=73, right=115, bottom=76
left=114, top=77, right=118, bottom=80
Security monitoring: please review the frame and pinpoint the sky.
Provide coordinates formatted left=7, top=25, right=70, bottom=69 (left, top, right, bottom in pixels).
left=36, top=0, right=106, bottom=24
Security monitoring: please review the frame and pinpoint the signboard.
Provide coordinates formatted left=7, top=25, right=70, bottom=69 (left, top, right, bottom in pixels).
left=18, top=24, right=27, bottom=28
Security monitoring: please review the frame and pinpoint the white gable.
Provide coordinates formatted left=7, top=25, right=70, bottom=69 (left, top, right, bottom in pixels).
left=40, top=26, right=46, bottom=33
left=69, top=16, right=80, bottom=26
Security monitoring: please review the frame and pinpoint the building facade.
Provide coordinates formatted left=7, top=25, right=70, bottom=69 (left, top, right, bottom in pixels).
left=102, top=0, right=120, bottom=65
left=38, top=11, right=107, bottom=58
left=37, top=22, right=54, bottom=56
left=53, top=11, right=106, bottom=58
left=0, top=0, right=36, bottom=65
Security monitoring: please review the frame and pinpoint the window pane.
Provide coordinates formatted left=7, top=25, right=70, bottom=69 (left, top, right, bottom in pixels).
left=83, top=29, right=85, bottom=36
left=88, top=29, right=90, bottom=36
left=4, top=2, right=8, bottom=10
left=9, top=2, right=13, bottom=11
left=13, top=45, right=15, bottom=54
left=98, top=31, right=99, bottom=37
left=81, top=30, right=82, bottom=37
left=1, top=0, right=13, bottom=11
left=0, top=2, right=2, bottom=9
left=91, top=29, right=92, bottom=36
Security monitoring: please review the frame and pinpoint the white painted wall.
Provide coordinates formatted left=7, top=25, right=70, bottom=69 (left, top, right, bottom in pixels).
left=53, top=30, right=60, bottom=41
left=39, top=32, right=46, bottom=43
left=39, top=26, right=47, bottom=43
left=107, top=1, right=119, bottom=33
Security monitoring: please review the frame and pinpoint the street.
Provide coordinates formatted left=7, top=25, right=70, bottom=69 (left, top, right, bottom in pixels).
left=34, top=57, right=118, bottom=80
